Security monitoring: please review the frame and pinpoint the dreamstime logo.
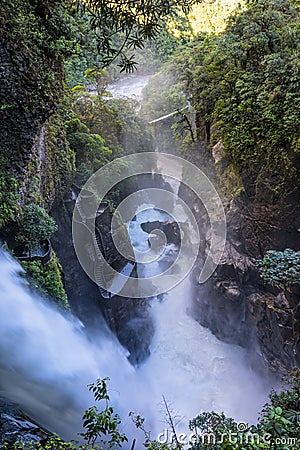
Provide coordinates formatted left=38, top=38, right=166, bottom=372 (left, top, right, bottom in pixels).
left=157, top=426, right=298, bottom=447
left=72, top=152, right=226, bottom=298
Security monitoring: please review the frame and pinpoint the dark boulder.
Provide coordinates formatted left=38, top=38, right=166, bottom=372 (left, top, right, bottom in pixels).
left=0, top=398, right=50, bottom=448
left=141, top=220, right=181, bottom=246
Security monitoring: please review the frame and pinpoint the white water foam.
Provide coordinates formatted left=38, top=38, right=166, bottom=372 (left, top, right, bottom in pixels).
left=0, top=246, right=270, bottom=446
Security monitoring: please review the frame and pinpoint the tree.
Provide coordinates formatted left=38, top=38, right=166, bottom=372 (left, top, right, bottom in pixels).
left=16, top=204, right=58, bottom=254
left=4, top=372, right=300, bottom=449
left=80, top=378, right=128, bottom=448
left=76, top=0, right=205, bottom=71
left=189, top=411, right=238, bottom=449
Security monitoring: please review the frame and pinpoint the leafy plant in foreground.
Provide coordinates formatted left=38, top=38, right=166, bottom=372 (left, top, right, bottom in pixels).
left=80, top=378, right=128, bottom=448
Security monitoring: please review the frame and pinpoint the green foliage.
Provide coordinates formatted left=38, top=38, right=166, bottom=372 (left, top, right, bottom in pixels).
left=142, top=0, right=300, bottom=250
left=0, top=0, right=78, bottom=59
left=65, top=87, right=153, bottom=191
left=69, top=88, right=153, bottom=162
left=3, top=434, right=101, bottom=449
left=64, top=0, right=242, bottom=83
left=0, top=103, right=14, bottom=110
left=151, top=0, right=300, bottom=187
left=256, top=249, right=300, bottom=287
left=65, top=114, right=112, bottom=186
left=189, top=411, right=239, bottom=449
left=0, top=0, right=78, bottom=124
left=0, top=1, right=76, bottom=212
left=4, top=372, right=300, bottom=449
left=64, top=15, right=104, bottom=88
left=21, top=253, right=69, bottom=310
left=259, top=405, right=294, bottom=447
left=67, top=131, right=112, bottom=168
left=65, top=118, right=90, bottom=135
left=213, top=1, right=300, bottom=169
left=146, top=442, right=175, bottom=450
left=141, top=66, right=186, bottom=121
left=0, top=172, right=19, bottom=229
left=269, top=368, right=300, bottom=416
left=193, top=0, right=299, bottom=190
left=16, top=205, right=57, bottom=253
left=74, top=163, right=94, bottom=188
left=145, top=26, right=188, bottom=67
left=187, top=371, right=300, bottom=449
left=70, top=90, right=123, bottom=155
left=3, top=435, right=73, bottom=449
left=109, top=98, right=154, bottom=155
left=84, top=68, right=110, bottom=96
left=129, top=371, right=300, bottom=450
left=41, top=113, right=76, bottom=206
left=140, top=56, right=193, bottom=154
left=80, top=378, right=128, bottom=448
left=65, top=11, right=192, bottom=85
left=78, top=0, right=202, bottom=72
left=188, top=412, right=298, bottom=449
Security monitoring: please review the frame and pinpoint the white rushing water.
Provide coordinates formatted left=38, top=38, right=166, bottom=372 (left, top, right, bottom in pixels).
left=0, top=250, right=138, bottom=440
left=128, top=208, right=271, bottom=431
left=0, top=208, right=270, bottom=446
left=107, top=75, right=151, bottom=103
left=0, top=248, right=270, bottom=444
left=0, top=74, right=271, bottom=446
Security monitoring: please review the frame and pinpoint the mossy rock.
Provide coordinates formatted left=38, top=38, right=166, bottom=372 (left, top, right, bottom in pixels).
left=21, top=252, right=70, bottom=311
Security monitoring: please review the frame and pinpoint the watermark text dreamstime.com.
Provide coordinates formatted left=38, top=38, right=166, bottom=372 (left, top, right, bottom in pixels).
left=157, top=425, right=298, bottom=447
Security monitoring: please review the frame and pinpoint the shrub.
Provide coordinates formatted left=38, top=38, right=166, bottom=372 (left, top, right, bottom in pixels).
left=21, top=254, right=69, bottom=310
left=256, top=249, right=300, bottom=288
left=80, top=378, right=127, bottom=448
left=16, top=204, right=57, bottom=253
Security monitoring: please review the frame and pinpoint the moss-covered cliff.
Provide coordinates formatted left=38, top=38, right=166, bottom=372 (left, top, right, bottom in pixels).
left=0, top=0, right=76, bottom=307
left=0, top=0, right=75, bottom=220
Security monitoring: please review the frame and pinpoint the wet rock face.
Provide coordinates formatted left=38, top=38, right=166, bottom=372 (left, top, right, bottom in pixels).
left=211, top=140, right=300, bottom=258
left=192, top=196, right=300, bottom=374
left=104, top=297, right=154, bottom=366
left=191, top=241, right=258, bottom=350
left=248, top=288, right=300, bottom=372
left=187, top=140, right=300, bottom=374
left=0, top=398, right=49, bottom=448
left=52, top=193, right=154, bottom=366
left=0, top=29, right=63, bottom=168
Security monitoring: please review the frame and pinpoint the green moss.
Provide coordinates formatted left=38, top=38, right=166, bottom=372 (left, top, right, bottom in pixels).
left=16, top=204, right=57, bottom=253
left=0, top=0, right=77, bottom=212
left=21, top=253, right=70, bottom=311
left=218, top=163, right=245, bottom=200
left=0, top=168, right=20, bottom=229
left=43, top=113, right=76, bottom=206
left=17, top=112, right=76, bottom=211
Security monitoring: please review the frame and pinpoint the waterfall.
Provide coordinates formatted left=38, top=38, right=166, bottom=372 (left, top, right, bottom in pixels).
left=0, top=243, right=270, bottom=446
left=0, top=250, right=139, bottom=441
left=0, top=75, right=272, bottom=446
left=129, top=209, right=271, bottom=428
